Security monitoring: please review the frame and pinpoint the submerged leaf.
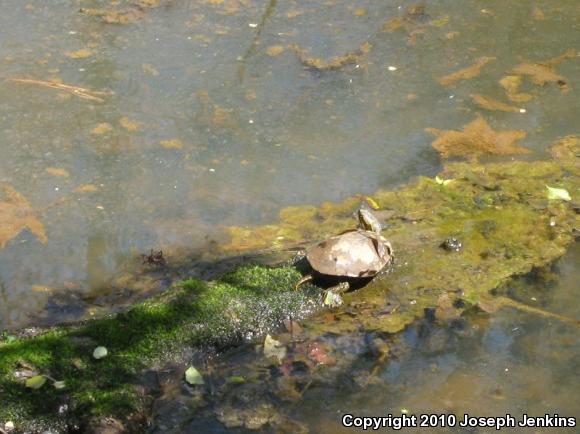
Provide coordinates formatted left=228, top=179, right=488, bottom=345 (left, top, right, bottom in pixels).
left=546, top=185, right=571, bottom=201
left=426, top=116, right=528, bottom=160
left=0, top=184, right=47, bottom=249
left=438, top=57, right=495, bottom=87
left=263, top=334, right=287, bottom=361
left=185, top=366, right=204, bottom=385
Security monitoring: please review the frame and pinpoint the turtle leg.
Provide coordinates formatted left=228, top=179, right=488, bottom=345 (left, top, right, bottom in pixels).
left=326, top=281, right=350, bottom=294
left=321, top=282, right=350, bottom=307
left=294, top=274, right=313, bottom=291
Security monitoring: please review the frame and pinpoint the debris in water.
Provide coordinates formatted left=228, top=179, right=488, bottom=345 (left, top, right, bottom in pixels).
left=438, top=57, right=496, bottom=86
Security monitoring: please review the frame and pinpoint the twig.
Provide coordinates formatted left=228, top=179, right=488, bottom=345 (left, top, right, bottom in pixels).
left=237, top=0, right=277, bottom=83
left=495, top=296, right=580, bottom=327
left=8, top=78, right=114, bottom=102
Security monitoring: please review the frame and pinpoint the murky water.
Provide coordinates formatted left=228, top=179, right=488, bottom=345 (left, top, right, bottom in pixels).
left=149, top=243, right=580, bottom=434
left=0, top=1, right=578, bottom=328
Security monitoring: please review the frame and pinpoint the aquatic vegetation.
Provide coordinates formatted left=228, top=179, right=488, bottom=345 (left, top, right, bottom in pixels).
left=426, top=116, right=528, bottom=160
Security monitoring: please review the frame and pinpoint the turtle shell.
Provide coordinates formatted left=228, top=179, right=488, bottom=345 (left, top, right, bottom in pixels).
left=306, top=229, right=393, bottom=278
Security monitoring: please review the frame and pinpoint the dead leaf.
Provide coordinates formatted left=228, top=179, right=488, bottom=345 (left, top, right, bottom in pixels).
left=64, top=48, right=93, bottom=59
left=532, top=7, right=545, bottom=20
left=142, top=63, right=159, bottom=76
left=426, top=116, right=528, bottom=160
left=0, top=184, right=47, bottom=249
left=470, top=94, right=521, bottom=113
left=290, top=42, right=372, bottom=71
left=160, top=139, right=183, bottom=149
left=119, top=117, right=140, bottom=132
left=74, top=184, right=98, bottom=193
left=46, top=167, right=70, bottom=177
left=438, top=57, right=496, bottom=86
left=354, top=7, right=367, bottom=17
left=91, top=123, right=113, bottom=135
left=510, top=49, right=576, bottom=92
left=499, top=75, right=534, bottom=103
left=286, top=10, right=304, bottom=19
left=266, top=45, right=285, bottom=56
left=80, top=8, right=146, bottom=24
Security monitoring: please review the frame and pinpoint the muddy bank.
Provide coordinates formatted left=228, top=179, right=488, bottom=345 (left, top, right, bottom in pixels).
left=0, top=137, right=578, bottom=433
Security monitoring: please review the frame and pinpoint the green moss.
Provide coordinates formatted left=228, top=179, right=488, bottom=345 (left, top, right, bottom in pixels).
left=0, top=265, right=318, bottom=432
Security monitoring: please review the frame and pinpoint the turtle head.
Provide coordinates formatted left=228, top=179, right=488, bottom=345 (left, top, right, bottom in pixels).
left=357, top=207, right=382, bottom=234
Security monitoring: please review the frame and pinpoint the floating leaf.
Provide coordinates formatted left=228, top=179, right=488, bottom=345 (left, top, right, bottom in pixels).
left=263, top=334, right=287, bottom=361
left=185, top=366, right=204, bottom=385
left=25, top=375, right=47, bottom=389
left=546, top=185, right=571, bottom=201
left=93, top=346, right=108, bottom=359
left=323, top=291, right=343, bottom=308
left=53, top=380, right=66, bottom=390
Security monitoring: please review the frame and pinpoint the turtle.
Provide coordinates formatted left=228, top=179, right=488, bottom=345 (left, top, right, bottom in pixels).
left=294, top=207, right=394, bottom=294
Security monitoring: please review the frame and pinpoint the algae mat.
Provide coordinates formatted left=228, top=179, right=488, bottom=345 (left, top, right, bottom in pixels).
left=0, top=137, right=578, bottom=432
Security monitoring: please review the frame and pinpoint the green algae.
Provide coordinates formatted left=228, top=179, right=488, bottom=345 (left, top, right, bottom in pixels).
left=0, top=265, right=318, bottom=432
left=0, top=137, right=578, bottom=432
left=223, top=138, right=578, bottom=337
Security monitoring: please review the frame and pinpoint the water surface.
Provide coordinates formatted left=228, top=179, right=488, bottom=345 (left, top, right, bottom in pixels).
left=0, top=0, right=578, bottom=328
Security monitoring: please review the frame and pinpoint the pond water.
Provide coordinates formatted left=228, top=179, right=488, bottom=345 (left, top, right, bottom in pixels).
left=149, top=243, right=580, bottom=433
left=0, top=1, right=578, bottom=329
